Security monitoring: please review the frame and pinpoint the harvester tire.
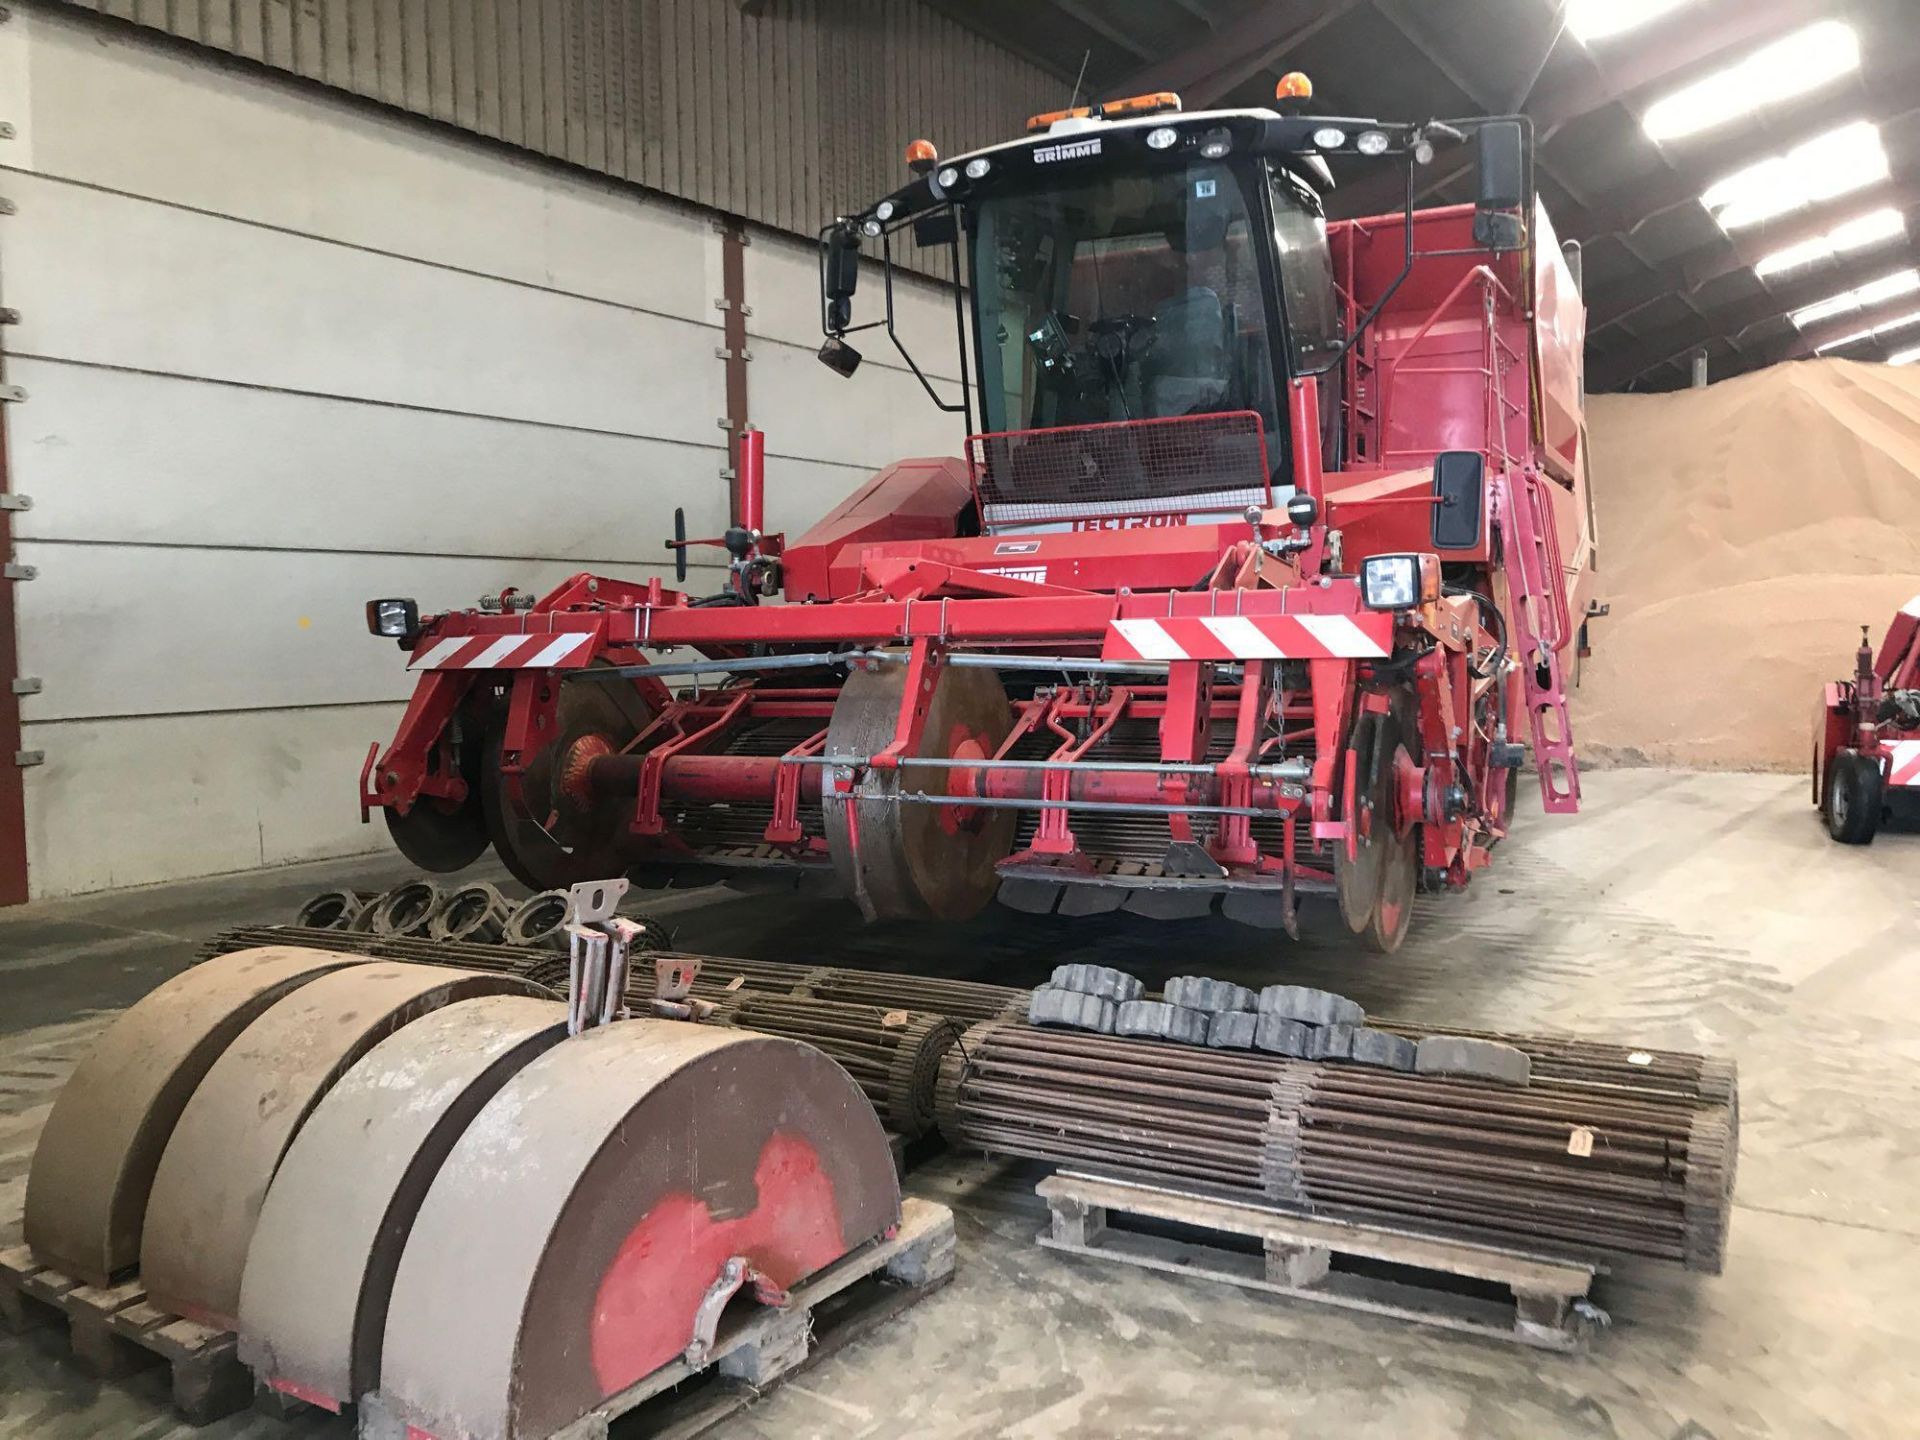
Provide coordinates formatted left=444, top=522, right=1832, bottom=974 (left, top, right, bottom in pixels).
left=1824, top=750, right=1882, bottom=845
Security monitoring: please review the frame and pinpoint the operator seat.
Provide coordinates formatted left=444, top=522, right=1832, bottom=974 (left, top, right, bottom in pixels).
left=1142, top=286, right=1235, bottom=417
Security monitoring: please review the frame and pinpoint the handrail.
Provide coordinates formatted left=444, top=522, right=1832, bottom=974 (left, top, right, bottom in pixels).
left=1374, top=265, right=1522, bottom=467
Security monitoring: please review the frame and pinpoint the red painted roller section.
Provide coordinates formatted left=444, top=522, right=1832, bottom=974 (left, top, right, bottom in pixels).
left=589, top=1130, right=847, bottom=1392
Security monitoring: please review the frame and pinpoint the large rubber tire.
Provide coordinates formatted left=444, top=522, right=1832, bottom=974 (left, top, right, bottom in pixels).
left=823, top=662, right=1017, bottom=922
left=1824, top=750, right=1882, bottom=845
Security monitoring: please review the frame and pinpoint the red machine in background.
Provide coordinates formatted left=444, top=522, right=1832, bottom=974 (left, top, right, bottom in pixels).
left=360, top=84, right=1596, bottom=953
left=1815, top=597, right=1920, bottom=844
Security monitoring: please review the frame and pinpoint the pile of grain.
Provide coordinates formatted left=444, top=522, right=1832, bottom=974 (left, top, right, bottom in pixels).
left=1573, top=359, right=1920, bottom=771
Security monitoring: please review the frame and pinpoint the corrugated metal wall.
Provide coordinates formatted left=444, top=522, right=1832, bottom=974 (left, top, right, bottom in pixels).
left=54, top=0, right=1060, bottom=263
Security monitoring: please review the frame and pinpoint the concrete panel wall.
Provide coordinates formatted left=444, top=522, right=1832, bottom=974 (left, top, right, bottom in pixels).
left=0, top=7, right=973, bottom=896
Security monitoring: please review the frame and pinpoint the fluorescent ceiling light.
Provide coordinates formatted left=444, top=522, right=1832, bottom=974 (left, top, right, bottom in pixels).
left=1794, top=270, right=1920, bottom=329
left=1644, top=22, right=1859, bottom=143
left=1701, top=123, right=1889, bottom=231
left=1567, top=0, right=1693, bottom=44
left=1889, top=345, right=1920, bottom=366
left=1753, top=208, right=1907, bottom=278
left=1810, top=307, right=1920, bottom=353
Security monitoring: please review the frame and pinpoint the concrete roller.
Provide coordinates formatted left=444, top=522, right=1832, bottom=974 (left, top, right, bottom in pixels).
left=139, top=962, right=546, bottom=1328
left=236, top=995, right=571, bottom=1411
left=23, top=946, right=364, bottom=1287
left=371, top=1019, right=901, bottom=1440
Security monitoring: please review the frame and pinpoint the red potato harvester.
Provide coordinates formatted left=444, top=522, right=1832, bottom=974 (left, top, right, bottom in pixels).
left=360, top=80, right=1599, bottom=954
left=1815, top=596, right=1920, bottom=844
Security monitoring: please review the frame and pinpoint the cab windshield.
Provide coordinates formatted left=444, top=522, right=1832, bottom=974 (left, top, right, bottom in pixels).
left=971, top=160, right=1281, bottom=442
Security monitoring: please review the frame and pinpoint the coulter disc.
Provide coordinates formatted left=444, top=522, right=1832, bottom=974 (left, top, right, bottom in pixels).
left=823, top=662, right=1018, bottom=922
left=1366, top=723, right=1420, bottom=955
left=371, top=1020, right=901, bottom=1440
left=383, top=724, right=490, bottom=872
left=1333, top=713, right=1385, bottom=935
left=483, top=671, right=648, bottom=891
left=139, top=962, right=544, bottom=1329
left=22, top=946, right=363, bottom=1288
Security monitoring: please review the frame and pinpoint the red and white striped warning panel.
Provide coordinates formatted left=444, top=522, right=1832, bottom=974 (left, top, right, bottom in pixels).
left=406, top=631, right=596, bottom=671
left=1102, top=613, right=1393, bottom=663
left=1887, top=740, right=1920, bottom=788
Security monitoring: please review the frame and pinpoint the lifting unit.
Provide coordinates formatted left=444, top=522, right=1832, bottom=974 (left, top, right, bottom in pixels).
left=1815, top=595, right=1920, bottom=843
left=361, top=80, right=1597, bottom=953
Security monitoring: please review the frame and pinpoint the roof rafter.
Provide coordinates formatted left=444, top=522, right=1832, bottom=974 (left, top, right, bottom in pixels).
left=1107, top=0, right=1363, bottom=109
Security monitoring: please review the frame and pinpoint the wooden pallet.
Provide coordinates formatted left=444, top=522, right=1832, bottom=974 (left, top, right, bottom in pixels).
left=1035, top=1171, right=1604, bottom=1351
left=0, top=1245, right=252, bottom=1422
left=360, top=1194, right=957, bottom=1440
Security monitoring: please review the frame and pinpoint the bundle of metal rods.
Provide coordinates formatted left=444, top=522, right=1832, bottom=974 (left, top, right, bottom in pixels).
left=790, top=969, right=1030, bottom=1024
left=709, top=994, right=961, bottom=1138
left=936, top=1021, right=1737, bottom=1274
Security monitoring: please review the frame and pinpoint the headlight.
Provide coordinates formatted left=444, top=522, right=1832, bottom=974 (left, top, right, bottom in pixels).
left=1356, top=129, right=1390, bottom=156
left=1312, top=127, right=1347, bottom=149
left=875, top=200, right=896, bottom=221
left=861, top=218, right=882, bottom=237
left=366, top=597, right=419, bottom=638
left=964, top=157, right=991, bottom=179
left=1361, top=554, right=1439, bottom=611
left=936, top=166, right=960, bottom=188
left=1146, top=126, right=1179, bottom=150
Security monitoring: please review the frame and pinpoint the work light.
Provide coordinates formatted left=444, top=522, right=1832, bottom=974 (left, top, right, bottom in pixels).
left=366, top=597, right=419, bottom=638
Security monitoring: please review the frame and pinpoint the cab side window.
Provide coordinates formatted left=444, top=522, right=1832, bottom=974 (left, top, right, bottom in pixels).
left=1269, top=172, right=1341, bottom=371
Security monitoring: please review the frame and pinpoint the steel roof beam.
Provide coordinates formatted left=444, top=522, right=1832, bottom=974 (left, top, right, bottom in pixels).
left=1588, top=182, right=1920, bottom=334
left=1107, top=0, right=1363, bottom=109
left=1589, top=234, right=1920, bottom=387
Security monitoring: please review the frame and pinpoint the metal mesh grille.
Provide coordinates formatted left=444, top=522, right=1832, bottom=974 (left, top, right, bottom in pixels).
left=967, top=411, right=1272, bottom=529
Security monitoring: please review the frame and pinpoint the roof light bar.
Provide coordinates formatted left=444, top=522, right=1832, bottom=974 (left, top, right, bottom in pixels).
left=1701, top=122, right=1888, bottom=231
left=1644, top=21, right=1859, bottom=143
left=1794, top=270, right=1920, bottom=329
left=1567, top=0, right=1693, bottom=44
left=1753, top=208, right=1907, bottom=279
left=1026, top=92, right=1181, bottom=133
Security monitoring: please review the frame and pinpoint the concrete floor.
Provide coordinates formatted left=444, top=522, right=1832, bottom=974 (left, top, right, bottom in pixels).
left=1, top=768, right=1916, bottom=1439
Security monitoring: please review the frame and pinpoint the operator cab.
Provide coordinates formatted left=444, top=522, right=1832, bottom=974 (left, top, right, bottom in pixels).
left=818, top=87, right=1526, bottom=538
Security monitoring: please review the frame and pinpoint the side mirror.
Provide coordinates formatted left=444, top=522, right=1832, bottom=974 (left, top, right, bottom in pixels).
left=822, top=224, right=861, bottom=332
left=1472, top=121, right=1527, bottom=252
left=1431, top=451, right=1485, bottom=551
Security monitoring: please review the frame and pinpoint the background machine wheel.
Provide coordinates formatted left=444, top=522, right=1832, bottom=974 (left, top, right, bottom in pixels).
left=824, top=662, right=1018, bottom=922
left=1824, top=749, right=1882, bottom=845
left=482, top=669, right=651, bottom=891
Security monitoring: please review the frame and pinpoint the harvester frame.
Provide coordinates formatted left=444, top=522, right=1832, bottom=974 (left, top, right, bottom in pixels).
left=361, top=84, right=1597, bottom=953
left=1815, top=596, right=1920, bottom=843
